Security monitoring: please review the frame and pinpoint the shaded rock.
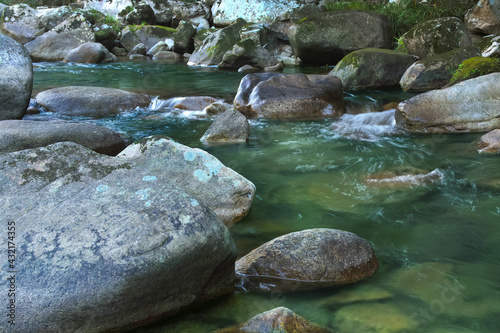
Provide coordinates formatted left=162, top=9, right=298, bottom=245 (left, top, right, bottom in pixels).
left=147, top=41, right=170, bottom=56
left=188, top=18, right=247, bottom=66
left=129, top=54, right=149, bottom=61
left=234, top=73, right=344, bottom=118
left=236, top=228, right=379, bottom=292
left=173, top=20, right=196, bottom=54
left=194, top=27, right=216, bottom=49
left=204, top=102, right=233, bottom=115
left=264, top=61, right=284, bottom=72
left=120, top=25, right=176, bottom=51
left=329, top=48, right=415, bottom=91
left=446, top=56, right=500, bottom=86
left=400, top=46, right=481, bottom=92
left=201, top=109, right=249, bottom=143
left=278, top=55, right=302, bottom=67
left=0, top=120, right=125, bottom=155
left=288, top=11, right=390, bottom=65
left=395, top=73, right=500, bottom=133
left=474, top=129, right=500, bottom=153
left=128, top=43, right=147, bottom=56
left=475, top=34, right=500, bottom=57
left=35, top=86, right=151, bottom=118
left=111, top=46, right=128, bottom=56
left=467, top=0, right=500, bottom=35
left=149, top=0, right=211, bottom=27
left=125, top=1, right=156, bottom=25
left=0, top=34, right=33, bottom=120
left=0, top=140, right=239, bottom=332
left=219, top=38, right=279, bottom=69
left=238, top=64, right=260, bottom=73
left=24, top=13, right=95, bottom=62
left=217, top=307, right=331, bottom=333
left=364, top=168, right=445, bottom=188
left=400, top=17, right=471, bottom=59
left=37, top=6, right=75, bottom=31
left=152, top=51, right=182, bottom=60
left=212, top=0, right=303, bottom=26
left=0, top=4, right=42, bottom=44
left=94, top=25, right=117, bottom=50
left=64, top=42, right=116, bottom=63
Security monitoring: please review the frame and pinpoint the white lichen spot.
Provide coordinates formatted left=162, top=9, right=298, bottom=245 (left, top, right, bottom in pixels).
left=145, top=201, right=152, bottom=207
left=96, top=184, right=109, bottom=192
left=194, top=169, right=211, bottom=182
left=135, top=188, right=151, bottom=200
left=183, top=150, right=196, bottom=161
left=142, top=175, right=157, bottom=182
left=232, top=179, right=242, bottom=187
left=190, top=198, right=199, bottom=207
left=180, top=214, right=191, bottom=224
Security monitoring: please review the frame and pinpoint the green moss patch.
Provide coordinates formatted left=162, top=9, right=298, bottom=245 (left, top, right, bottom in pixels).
left=447, top=57, right=500, bottom=86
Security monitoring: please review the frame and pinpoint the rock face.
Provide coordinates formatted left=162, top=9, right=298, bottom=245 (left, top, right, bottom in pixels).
left=236, top=228, right=379, bottom=292
left=219, top=38, right=279, bottom=69
left=212, top=0, right=303, bottom=26
left=0, top=120, right=125, bottom=155
left=188, top=18, right=246, bottom=66
left=400, top=46, right=481, bottom=92
left=24, top=13, right=95, bottom=62
left=288, top=11, right=390, bottom=65
left=63, top=42, right=116, bottom=63
left=35, top=86, right=151, bottom=118
left=396, top=73, right=500, bottom=133
left=0, top=34, right=33, bottom=120
left=217, top=307, right=331, bottom=333
left=328, top=48, right=415, bottom=91
left=467, top=0, right=500, bottom=35
left=0, top=4, right=42, bottom=44
left=173, top=20, right=196, bottom=54
left=400, top=17, right=472, bottom=59
left=0, top=140, right=241, bottom=332
left=234, top=73, right=344, bottom=118
left=125, top=2, right=156, bottom=25
left=201, top=109, right=250, bottom=143
left=474, top=129, right=500, bottom=153
left=120, top=25, right=176, bottom=51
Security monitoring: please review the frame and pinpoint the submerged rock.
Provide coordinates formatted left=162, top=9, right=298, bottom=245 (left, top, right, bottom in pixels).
left=217, top=307, right=331, bottom=333
left=474, top=129, right=500, bottom=154
left=364, top=168, right=445, bottom=188
left=236, top=228, right=379, bottom=292
left=396, top=73, right=500, bottom=133
left=64, top=42, right=116, bottom=63
left=35, top=86, right=151, bottom=118
left=329, top=48, right=415, bottom=91
left=0, top=120, right=125, bottom=155
left=288, top=10, right=390, bottom=65
left=201, top=109, right=249, bottom=143
left=400, top=17, right=471, bottom=59
left=234, top=73, right=344, bottom=118
left=0, top=140, right=239, bottom=332
left=0, top=34, right=33, bottom=120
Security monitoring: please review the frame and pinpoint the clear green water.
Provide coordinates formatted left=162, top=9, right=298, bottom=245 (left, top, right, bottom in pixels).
left=32, top=62, right=500, bottom=333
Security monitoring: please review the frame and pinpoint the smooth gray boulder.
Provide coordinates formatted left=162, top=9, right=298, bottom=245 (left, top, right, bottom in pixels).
left=236, top=228, right=379, bottom=292
left=24, top=13, right=95, bottom=62
left=64, top=42, right=116, bottom=63
left=0, top=140, right=239, bottom=332
left=329, top=48, right=415, bottom=91
left=0, top=120, right=125, bottom=155
left=35, top=86, right=151, bottom=118
left=0, top=34, right=33, bottom=120
left=201, top=109, right=250, bottom=143
left=234, top=73, right=344, bottom=118
left=400, top=17, right=471, bottom=59
left=467, top=0, right=500, bottom=35
left=400, top=46, right=481, bottom=92
left=288, top=10, right=390, bottom=65
left=396, top=73, right=500, bottom=133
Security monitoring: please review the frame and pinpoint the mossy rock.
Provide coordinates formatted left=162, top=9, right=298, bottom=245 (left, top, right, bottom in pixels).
left=447, top=56, right=500, bottom=86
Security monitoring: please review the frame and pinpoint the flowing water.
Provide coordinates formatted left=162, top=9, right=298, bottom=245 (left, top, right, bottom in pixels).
left=31, top=62, right=500, bottom=333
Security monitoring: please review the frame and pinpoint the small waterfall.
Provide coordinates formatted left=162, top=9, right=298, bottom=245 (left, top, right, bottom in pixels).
left=148, top=96, right=208, bottom=119
left=149, top=97, right=184, bottom=111
left=333, top=109, right=402, bottom=141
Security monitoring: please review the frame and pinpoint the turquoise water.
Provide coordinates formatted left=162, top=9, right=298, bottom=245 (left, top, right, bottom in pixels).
left=32, top=62, right=500, bottom=333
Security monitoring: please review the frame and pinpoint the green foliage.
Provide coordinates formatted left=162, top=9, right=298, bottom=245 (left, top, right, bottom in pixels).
left=326, top=0, right=476, bottom=45
left=394, top=37, right=407, bottom=53
left=447, top=57, right=500, bottom=86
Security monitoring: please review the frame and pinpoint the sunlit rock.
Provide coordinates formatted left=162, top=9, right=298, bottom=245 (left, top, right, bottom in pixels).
left=201, top=109, right=249, bottom=143
left=64, top=42, right=116, bottom=63
left=466, top=0, right=500, bottom=35
left=236, top=228, right=379, bottom=292
left=474, top=129, right=500, bottom=154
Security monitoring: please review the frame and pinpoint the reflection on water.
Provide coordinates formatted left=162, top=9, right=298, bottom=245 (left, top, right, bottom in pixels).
left=31, top=63, right=500, bottom=333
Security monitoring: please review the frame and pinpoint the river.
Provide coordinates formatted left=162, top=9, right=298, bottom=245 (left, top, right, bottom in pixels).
left=30, top=61, right=500, bottom=333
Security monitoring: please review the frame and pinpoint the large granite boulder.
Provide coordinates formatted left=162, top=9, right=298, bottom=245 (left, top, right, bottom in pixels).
left=236, top=228, right=379, bottom=292
left=288, top=10, right=390, bottom=65
left=201, top=109, right=250, bottom=143
left=173, top=20, right=196, bottom=54
left=0, top=34, right=33, bottom=120
left=36, top=6, right=75, bottom=31
left=125, top=1, right=156, bottom=25
left=24, top=13, right=95, bottom=62
left=63, top=42, right=116, bottom=63
left=35, top=86, right=151, bottom=118
left=234, top=73, right=344, bottom=118
left=0, top=140, right=241, bottom=332
left=120, top=25, right=176, bottom=51
left=400, top=17, right=472, bottom=59
left=396, top=73, right=500, bottom=133
left=188, top=18, right=246, bottom=66
left=400, top=46, right=481, bottom=92
left=467, top=0, right=500, bottom=35
left=0, top=120, right=125, bottom=155
left=219, top=38, right=279, bottom=69
left=474, top=129, right=500, bottom=154
left=212, top=0, right=303, bottom=26
left=217, top=307, right=332, bottom=333
left=328, top=48, right=415, bottom=91
left=0, top=4, right=42, bottom=44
